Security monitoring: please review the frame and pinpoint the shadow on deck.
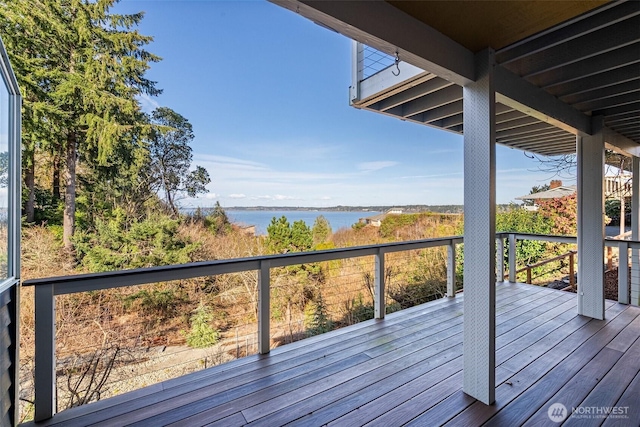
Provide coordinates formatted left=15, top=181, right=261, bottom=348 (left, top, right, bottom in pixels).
left=24, top=282, right=640, bottom=426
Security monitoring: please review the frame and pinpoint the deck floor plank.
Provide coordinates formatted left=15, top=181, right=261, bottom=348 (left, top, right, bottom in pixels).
left=533, top=333, right=640, bottom=426
left=440, top=303, right=634, bottom=426
left=88, top=285, right=529, bottom=426
left=479, top=306, right=640, bottom=427
left=19, top=283, right=640, bottom=427
left=255, top=290, right=568, bottom=425
left=126, top=301, right=471, bottom=426
left=68, top=294, right=471, bottom=426
left=601, top=371, right=640, bottom=427
left=324, top=295, right=580, bottom=427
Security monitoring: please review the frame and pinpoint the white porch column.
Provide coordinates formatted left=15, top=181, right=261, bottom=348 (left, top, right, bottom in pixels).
left=577, top=119, right=605, bottom=319
left=463, top=49, right=496, bottom=405
left=631, top=156, right=640, bottom=305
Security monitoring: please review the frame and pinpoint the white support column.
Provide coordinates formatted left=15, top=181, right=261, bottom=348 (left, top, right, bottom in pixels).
left=631, top=156, right=640, bottom=306
left=462, top=49, right=496, bottom=406
left=577, top=119, right=605, bottom=320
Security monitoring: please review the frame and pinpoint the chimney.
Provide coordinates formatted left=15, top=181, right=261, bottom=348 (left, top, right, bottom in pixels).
left=550, top=180, right=562, bottom=189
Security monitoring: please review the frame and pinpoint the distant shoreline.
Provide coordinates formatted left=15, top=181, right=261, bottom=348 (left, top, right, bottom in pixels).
left=188, top=205, right=468, bottom=214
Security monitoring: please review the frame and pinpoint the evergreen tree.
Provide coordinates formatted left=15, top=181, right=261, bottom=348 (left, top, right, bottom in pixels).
left=304, top=294, right=333, bottom=336
left=0, top=1, right=68, bottom=222
left=291, top=220, right=312, bottom=252
left=1, top=0, right=162, bottom=248
left=311, top=215, right=332, bottom=246
left=266, top=216, right=292, bottom=253
left=206, top=201, right=231, bottom=235
left=267, top=216, right=314, bottom=254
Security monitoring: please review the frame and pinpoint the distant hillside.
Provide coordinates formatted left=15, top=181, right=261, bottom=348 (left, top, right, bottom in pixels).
left=222, top=205, right=466, bottom=213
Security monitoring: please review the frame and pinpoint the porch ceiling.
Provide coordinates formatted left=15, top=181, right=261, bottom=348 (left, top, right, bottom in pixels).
left=389, top=0, right=609, bottom=53
left=273, top=0, right=640, bottom=158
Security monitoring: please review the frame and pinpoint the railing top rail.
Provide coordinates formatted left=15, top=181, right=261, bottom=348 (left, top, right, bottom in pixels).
left=24, top=231, right=637, bottom=295
left=605, top=237, right=640, bottom=248
left=497, top=232, right=577, bottom=243
left=23, top=235, right=464, bottom=295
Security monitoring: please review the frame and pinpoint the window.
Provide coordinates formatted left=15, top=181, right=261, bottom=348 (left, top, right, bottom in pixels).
left=0, top=37, right=21, bottom=291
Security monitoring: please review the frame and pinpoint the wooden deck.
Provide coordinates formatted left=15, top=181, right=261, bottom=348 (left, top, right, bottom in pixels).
left=25, top=282, right=640, bottom=426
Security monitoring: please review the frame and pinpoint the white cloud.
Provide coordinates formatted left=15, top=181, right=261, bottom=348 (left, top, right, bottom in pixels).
left=251, top=194, right=296, bottom=201
left=203, top=193, right=218, bottom=199
left=228, top=193, right=247, bottom=199
left=137, top=94, right=160, bottom=113
left=396, top=172, right=463, bottom=180
left=357, top=161, right=399, bottom=172
left=320, top=196, right=332, bottom=200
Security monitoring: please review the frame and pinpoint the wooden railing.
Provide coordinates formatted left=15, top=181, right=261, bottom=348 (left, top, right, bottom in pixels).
left=510, top=250, right=576, bottom=287
left=22, top=232, right=640, bottom=421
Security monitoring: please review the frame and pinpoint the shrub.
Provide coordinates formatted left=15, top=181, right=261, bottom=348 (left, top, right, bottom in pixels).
left=379, top=214, right=421, bottom=238
left=185, top=304, right=220, bottom=348
left=351, top=221, right=366, bottom=231
left=204, top=202, right=232, bottom=235
left=497, top=207, right=552, bottom=265
left=74, top=214, right=199, bottom=272
left=304, top=295, right=333, bottom=336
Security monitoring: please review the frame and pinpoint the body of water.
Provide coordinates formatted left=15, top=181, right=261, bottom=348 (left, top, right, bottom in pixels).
left=226, top=210, right=380, bottom=235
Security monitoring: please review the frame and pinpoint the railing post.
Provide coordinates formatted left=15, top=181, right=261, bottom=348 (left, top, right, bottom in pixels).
left=374, top=248, right=385, bottom=319
left=526, top=266, right=532, bottom=284
left=258, top=260, right=270, bottom=354
left=34, top=284, right=56, bottom=421
left=447, top=242, right=456, bottom=297
left=619, top=242, right=629, bottom=304
left=496, top=237, right=504, bottom=282
left=508, top=233, right=517, bottom=283
left=570, top=251, right=576, bottom=290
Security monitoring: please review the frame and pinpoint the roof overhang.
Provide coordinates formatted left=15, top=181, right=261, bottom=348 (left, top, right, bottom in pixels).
left=271, top=0, right=640, bottom=158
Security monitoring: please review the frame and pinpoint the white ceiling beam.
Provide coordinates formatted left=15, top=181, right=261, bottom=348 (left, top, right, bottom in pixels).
left=497, top=1, right=640, bottom=65
left=494, top=65, right=592, bottom=136
left=508, top=15, right=640, bottom=78
left=605, top=127, right=640, bottom=157
left=375, top=78, right=451, bottom=112
left=418, top=100, right=463, bottom=123
left=270, top=0, right=475, bottom=86
left=357, top=62, right=427, bottom=105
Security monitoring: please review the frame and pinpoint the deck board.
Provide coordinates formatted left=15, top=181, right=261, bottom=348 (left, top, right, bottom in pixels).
left=601, top=371, right=640, bottom=426
left=22, top=283, right=640, bottom=427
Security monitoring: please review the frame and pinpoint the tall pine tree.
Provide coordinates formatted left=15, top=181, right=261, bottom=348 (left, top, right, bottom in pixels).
left=0, top=1, right=67, bottom=222
left=1, top=0, right=161, bottom=248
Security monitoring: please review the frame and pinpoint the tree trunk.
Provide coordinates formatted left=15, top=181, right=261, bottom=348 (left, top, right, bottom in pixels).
left=24, top=154, right=35, bottom=223
left=166, top=189, right=178, bottom=218
left=63, top=131, right=77, bottom=250
left=52, top=141, right=61, bottom=202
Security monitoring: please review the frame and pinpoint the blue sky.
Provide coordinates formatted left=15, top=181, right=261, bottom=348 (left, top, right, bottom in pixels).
left=116, top=0, right=573, bottom=208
